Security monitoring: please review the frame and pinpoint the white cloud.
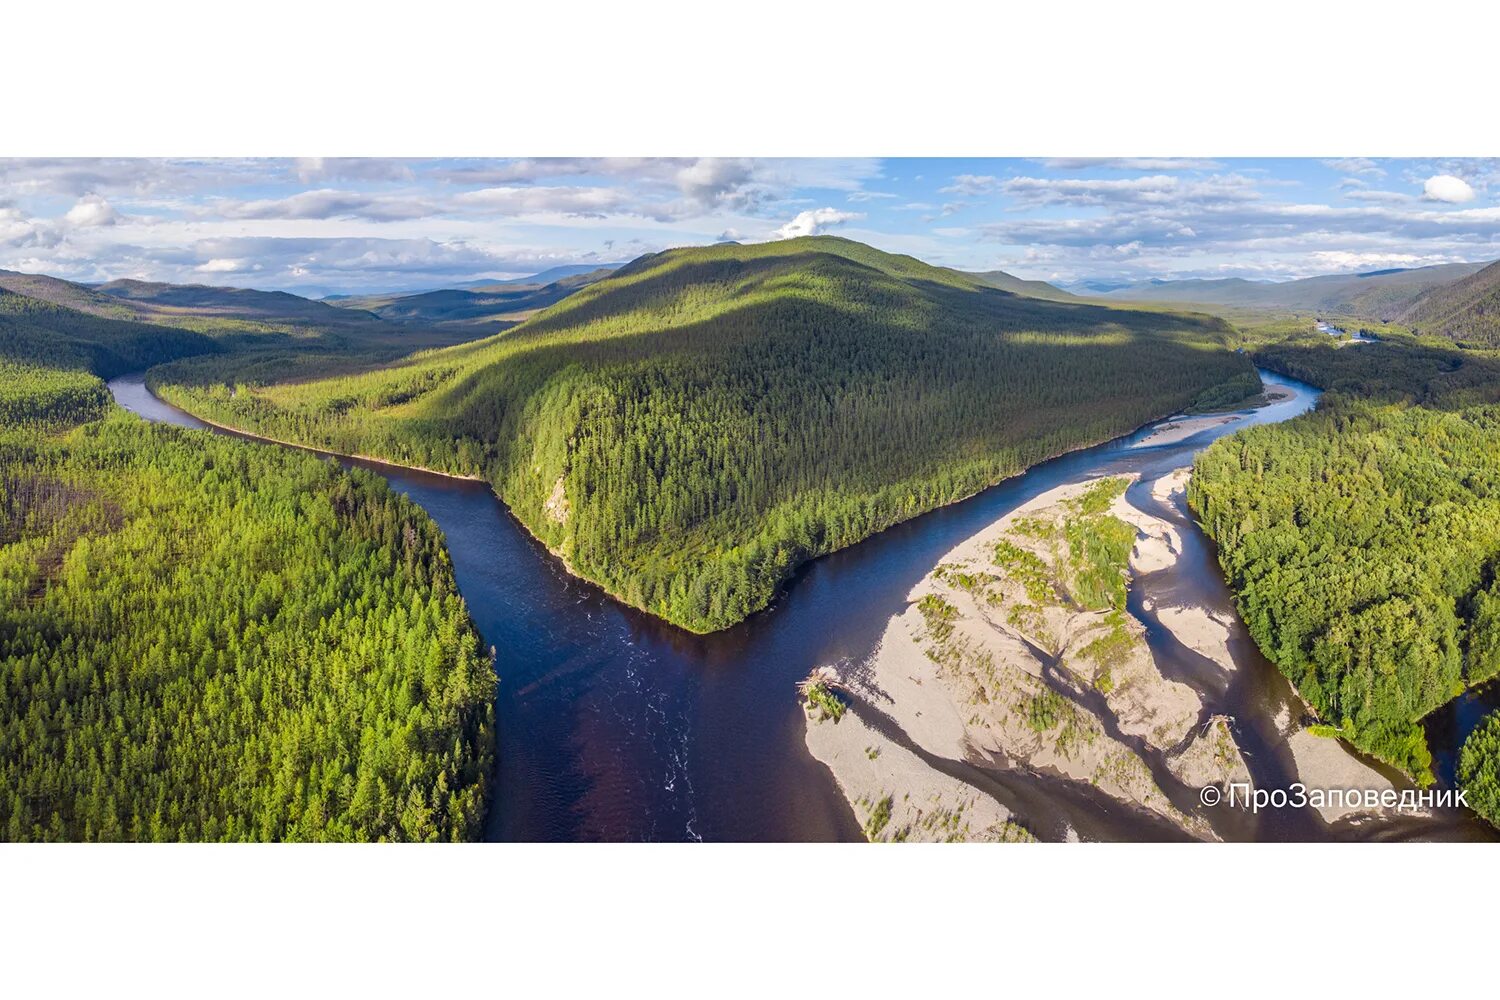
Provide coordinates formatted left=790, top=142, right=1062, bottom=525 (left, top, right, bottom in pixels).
left=773, top=207, right=862, bottom=239
left=1323, top=157, right=1385, bottom=177
left=1424, top=174, right=1476, bottom=203
left=1042, top=158, right=1222, bottom=171
left=195, top=258, right=258, bottom=273
left=1344, top=189, right=1414, bottom=204
left=1309, top=250, right=1450, bottom=271
left=64, top=194, right=120, bottom=227
left=940, top=174, right=1000, bottom=196
left=454, top=185, right=630, bottom=218
left=0, top=203, right=60, bottom=248
left=999, top=173, right=1258, bottom=208
left=293, top=158, right=417, bottom=183
left=218, top=189, right=438, bottom=222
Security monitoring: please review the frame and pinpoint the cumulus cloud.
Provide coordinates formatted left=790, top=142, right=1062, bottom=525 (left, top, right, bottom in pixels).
left=63, top=194, right=121, bottom=227
left=773, top=207, right=862, bottom=239
left=0, top=202, right=61, bottom=249
left=673, top=158, right=760, bottom=210
left=195, top=258, right=259, bottom=273
left=1424, top=174, right=1476, bottom=203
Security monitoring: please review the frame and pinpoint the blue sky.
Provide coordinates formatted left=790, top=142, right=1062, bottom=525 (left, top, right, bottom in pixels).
left=3, top=157, right=1499, bottom=295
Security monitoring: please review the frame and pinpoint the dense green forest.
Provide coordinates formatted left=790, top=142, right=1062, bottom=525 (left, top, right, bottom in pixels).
left=155, top=236, right=1258, bottom=632
left=0, top=360, right=495, bottom=841
left=1460, top=711, right=1500, bottom=826
left=1190, top=333, right=1500, bottom=778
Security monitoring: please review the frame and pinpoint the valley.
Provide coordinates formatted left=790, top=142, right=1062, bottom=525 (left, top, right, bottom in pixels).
left=7, top=223, right=1500, bottom=842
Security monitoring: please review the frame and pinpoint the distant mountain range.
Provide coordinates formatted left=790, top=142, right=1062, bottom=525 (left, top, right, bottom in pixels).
left=8, top=250, right=1500, bottom=355
left=965, top=270, right=1080, bottom=302
left=322, top=264, right=628, bottom=300
left=325, top=267, right=622, bottom=330
left=1091, top=262, right=1491, bottom=320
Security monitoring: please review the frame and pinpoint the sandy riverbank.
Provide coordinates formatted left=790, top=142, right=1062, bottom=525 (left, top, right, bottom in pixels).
left=1129, top=389, right=1294, bottom=450
left=804, top=470, right=1253, bottom=841
left=1140, top=465, right=1418, bottom=826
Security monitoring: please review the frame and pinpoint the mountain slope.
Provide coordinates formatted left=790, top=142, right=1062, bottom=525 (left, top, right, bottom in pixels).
left=156, top=235, right=1257, bottom=633
left=966, top=269, right=1080, bottom=301
left=1101, top=262, right=1488, bottom=318
left=0, top=269, right=142, bottom=319
left=0, top=268, right=496, bottom=377
left=0, top=287, right=216, bottom=376
left=1400, top=259, right=1500, bottom=346
left=469, top=263, right=624, bottom=289
left=329, top=268, right=615, bottom=330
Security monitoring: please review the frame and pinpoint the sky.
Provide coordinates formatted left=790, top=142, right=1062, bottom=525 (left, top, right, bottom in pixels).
left=3, top=157, right=1500, bottom=296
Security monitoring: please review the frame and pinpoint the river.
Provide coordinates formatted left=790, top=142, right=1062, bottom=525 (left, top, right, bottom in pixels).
left=106, top=371, right=1496, bottom=841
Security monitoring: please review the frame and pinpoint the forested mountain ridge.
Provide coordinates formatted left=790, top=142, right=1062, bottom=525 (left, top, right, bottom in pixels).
left=0, top=287, right=218, bottom=377
left=1400, top=259, right=1500, bottom=347
left=1099, top=262, right=1488, bottom=320
left=156, top=235, right=1258, bottom=633
left=0, top=357, right=497, bottom=841
left=1189, top=333, right=1500, bottom=780
left=96, top=277, right=386, bottom=327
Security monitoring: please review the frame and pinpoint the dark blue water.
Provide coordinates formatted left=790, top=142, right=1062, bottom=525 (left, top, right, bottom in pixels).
left=108, top=372, right=1495, bottom=841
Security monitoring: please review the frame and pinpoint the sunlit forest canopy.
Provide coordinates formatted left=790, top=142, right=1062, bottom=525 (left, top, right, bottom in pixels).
left=1191, top=333, right=1500, bottom=779
left=0, top=362, right=495, bottom=841
left=156, top=236, right=1258, bottom=632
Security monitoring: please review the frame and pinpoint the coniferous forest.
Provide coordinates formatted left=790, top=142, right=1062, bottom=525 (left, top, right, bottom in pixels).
left=12, top=228, right=1500, bottom=836
left=1190, top=333, right=1500, bottom=779
left=0, top=356, right=495, bottom=841
left=155, top=237, right=1258, bottom=632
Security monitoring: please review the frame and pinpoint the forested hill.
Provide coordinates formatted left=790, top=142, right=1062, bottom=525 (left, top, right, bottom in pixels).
left=1400, top=259, right=1500, bottom=347
left=1189, top=333, right=1500, bottom=782
left=0, top=287, right=217, bottom=377
left=156, top=235, right=1258, bottom=633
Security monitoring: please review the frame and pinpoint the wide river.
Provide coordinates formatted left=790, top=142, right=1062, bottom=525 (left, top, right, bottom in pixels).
left=108, top=371, right=1498, bottom=841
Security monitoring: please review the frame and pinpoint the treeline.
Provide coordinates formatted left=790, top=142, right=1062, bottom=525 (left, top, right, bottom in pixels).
left=157, top=236, right=1257, bottom=632
left=1190, top=334, right=1500, bottom=779
left=0, top=364, right=495, bottom=841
